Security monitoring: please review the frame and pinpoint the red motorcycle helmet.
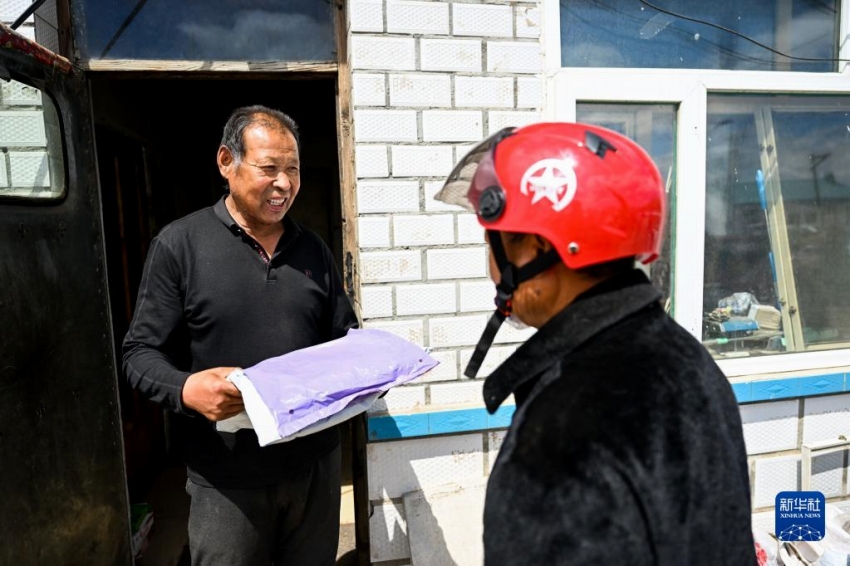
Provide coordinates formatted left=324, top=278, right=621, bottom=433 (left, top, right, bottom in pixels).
left=436, top=121, right=666, bottom=269
left=435, top=122, right=666, bottom=378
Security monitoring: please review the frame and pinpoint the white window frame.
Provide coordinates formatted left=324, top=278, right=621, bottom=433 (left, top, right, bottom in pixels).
left=541, top=0, right=850, bottom=378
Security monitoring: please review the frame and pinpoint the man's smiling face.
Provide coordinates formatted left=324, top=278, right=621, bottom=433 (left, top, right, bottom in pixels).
left=219, top=121, right=301, bottom=231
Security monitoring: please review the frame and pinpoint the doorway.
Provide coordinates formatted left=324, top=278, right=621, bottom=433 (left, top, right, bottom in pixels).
left=90, top=74, right=356, bottom=564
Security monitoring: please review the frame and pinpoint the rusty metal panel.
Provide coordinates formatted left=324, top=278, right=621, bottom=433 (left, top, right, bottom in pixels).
left=0, top=27, right=132, bottom=566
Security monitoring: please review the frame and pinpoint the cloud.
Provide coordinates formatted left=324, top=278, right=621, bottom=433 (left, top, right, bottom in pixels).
left=178, top=10, right=333, bottom=61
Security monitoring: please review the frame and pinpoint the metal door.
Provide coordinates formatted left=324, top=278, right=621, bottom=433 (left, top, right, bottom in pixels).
left=0, top=24, right=132, bottom=565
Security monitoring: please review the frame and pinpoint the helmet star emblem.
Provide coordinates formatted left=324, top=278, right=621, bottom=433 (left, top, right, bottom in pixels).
left=520, top=158, right=578, bottom=212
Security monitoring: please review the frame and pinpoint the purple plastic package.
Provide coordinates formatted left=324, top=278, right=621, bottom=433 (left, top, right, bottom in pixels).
left=227, top=328, right=438, bottom=445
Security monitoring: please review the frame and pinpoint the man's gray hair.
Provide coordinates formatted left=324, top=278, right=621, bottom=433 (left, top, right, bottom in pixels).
left=219, top=105, right=300, bottom=163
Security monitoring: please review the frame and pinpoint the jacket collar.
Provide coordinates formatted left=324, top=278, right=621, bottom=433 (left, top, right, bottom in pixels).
left=483, top=269, right=662, bottom=413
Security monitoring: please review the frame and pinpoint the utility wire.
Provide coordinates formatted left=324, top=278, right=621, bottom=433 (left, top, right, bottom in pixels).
left=638, top=0, right=850, bottom=63
left=11, top=0, right=48, bottom=30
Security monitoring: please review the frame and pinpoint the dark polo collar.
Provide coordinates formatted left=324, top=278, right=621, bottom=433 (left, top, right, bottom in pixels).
left=483, top=269, right=663, bottom=413
left=213, top=195, right=301, bottom=248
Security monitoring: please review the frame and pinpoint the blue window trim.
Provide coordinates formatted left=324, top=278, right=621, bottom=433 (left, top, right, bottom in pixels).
left=367, top=372, right=848, bottom=441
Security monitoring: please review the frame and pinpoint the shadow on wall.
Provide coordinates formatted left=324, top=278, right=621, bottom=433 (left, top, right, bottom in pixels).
left=370, top=414, right=491, bottom=566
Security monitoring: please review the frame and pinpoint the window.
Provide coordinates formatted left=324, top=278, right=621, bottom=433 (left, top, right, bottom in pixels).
left=561, top=0, right=840, bottom=72
left=72, top=0, right=336, bottom=62
left=0, top=78, right=65, bottom=200
left=550, top=0, right=850, bottom=373
left=576, top=103, right=677, bottom=309
left=704, top=96, right=850, bottom=358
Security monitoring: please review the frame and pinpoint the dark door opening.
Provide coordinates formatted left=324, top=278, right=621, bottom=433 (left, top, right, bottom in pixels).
left=89, top=74, right=354, bottom=564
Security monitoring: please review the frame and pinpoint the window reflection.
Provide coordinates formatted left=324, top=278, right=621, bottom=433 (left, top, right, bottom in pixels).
left=74, top=0, right=336, bottom=62
left=704, top=96, right=850, bottom=358
left=577, top=103, right=676, bottom=310
left=561, top=0, right=838, bottom=72
left=0, top=79, right=65, bottom=200
left=773, top=109, right=850, bottom=349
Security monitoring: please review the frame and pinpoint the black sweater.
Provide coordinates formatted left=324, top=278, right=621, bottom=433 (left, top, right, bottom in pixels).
left=483, top=270, right=756, bottom=565
left=123, top=197, right=358, bottom=487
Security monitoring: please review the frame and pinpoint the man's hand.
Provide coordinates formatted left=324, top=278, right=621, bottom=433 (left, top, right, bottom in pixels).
left=181, top=367, right=244, bottom=421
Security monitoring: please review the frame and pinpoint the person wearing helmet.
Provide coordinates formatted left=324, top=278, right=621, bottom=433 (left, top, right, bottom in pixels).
left=435, top=122, right=755, bottom=565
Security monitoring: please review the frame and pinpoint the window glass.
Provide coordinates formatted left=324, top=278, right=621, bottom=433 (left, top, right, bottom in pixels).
left=561, top=0, right=839, bottom=72
left=703, top=95, right=850, bottom=358
left=73, top=0, right=336, bottom=62
left=0, top=78, right=65, bottom=200
left=773, top=107, right=850, bottom=349
left=576, top=103, right=676, bottom=310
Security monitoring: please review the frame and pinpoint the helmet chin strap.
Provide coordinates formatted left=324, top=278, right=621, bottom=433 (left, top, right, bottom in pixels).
left=464, top=230, right=561, bottom=378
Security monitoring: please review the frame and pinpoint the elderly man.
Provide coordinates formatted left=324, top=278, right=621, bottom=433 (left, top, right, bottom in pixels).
left=123, top=105, right=358, bottom=565
left=436, top=122, right=755, bottom=565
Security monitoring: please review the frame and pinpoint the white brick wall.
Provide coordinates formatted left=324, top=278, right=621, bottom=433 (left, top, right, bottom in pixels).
left=0, top=0, right=30, bottom=22
left=454, top=143, right=477, bottom=165
left=488, top=430, right=507, bottom=472
left=494, top=321, right=537, bottom=344
left=352, top=73, right=387, bottom=107
left=361, top=250, right=422, bottom=283
left=429, top=314, right=488, bottom=348
left=389, top=74, right=452, bottom=107
left=751, top=452, right=845, bottom=509
left=459, top=345, right=517, bottom=377
left=753, top=455, right=799, bottom=508
left=354, top=109, right=418, bottom=142
left=421, top=39, right=482, bottom=73
left=422, top=110, right=484, bottom=142
left=360, top=285, right=394, bottom=319
left=349, top=0, right=384, bottom=33
left=487, top=41, right=543, bottom=74
left=396, top=283, right=456, bottom=316
left=1, top=80, right=42, bottom=106
left=358, top=216, right=391, bottom=248
left=430, top=380, right=484, bottom=406
left=457, top=213, right=485, bottom=244
left=0, top=157, right=7, bottom=187
left=357, top=180, right=419, bottom=213
left=424, top=180, right=460, bottom=212
left=455, top=76, right=514, bottom=108
left=459, top=280, right=496, bottom=312
left=427, top=248, right=488, bottom=280
left=367, top=434, right=485, bottom=499
left=517, top=76, right=543, bottom=108
left=369, top=502, right=410, bottom=562
left=347, top=6, right=547, bottom=525
left=393, top=214, right=455, bottom=246
left=386, top=0, right=449, bottom=35
left=416, top=350, right=459, bottom=382
left=488, top=110, right=541, bottom=135
left=515, top=6, right=541, bottom=38
left=351, top=36, right=416, bottom=71
left=8, top=152, right=49, bottom=187
left=0, top=112, right=47, bottom=146
left=355, top=145, right=389, bottom=179
left=802, top=393, right=850, bottom=445
left=368, top=385, right=427, bottom=414
left=453, top=4, right=513, bottom=38
left=391, top=145, right=454, bottom=177
left=740, top=400, right=800, bottom=455
left=363, top=318, right=425, bottom=346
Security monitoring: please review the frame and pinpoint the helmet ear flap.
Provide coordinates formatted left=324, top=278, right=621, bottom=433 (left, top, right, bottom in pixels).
left=479, top=186, right=506, bottom=222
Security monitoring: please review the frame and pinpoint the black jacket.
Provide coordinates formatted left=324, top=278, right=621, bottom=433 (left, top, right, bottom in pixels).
left=483, top=270, right=755, bottom=565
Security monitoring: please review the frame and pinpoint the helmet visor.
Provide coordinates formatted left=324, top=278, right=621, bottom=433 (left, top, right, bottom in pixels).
left=434, top=127, right=515, bottom=213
